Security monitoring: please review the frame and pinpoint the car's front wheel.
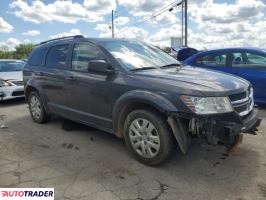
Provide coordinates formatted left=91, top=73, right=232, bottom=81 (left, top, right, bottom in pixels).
left=124, top=109, right=174, bottom=166
left=28, top=91, right=51, bottom=123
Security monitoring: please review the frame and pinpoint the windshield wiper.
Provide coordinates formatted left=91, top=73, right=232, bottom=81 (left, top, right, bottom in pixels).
left=130, top=67, right=157, bottom=71
left=160, top=63, right=184, bottom=69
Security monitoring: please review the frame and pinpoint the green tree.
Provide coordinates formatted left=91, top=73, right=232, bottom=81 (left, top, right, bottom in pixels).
left=13, top=43, right=35, bottom=59
left=0, top=43, right=35, bottom=59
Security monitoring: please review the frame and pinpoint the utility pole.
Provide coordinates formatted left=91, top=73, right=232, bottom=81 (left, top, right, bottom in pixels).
left=111, top=9, right=114, bottom=38
left=181, top=0, right=184, bottom=46
left=184, top=0, right=188, bottom=46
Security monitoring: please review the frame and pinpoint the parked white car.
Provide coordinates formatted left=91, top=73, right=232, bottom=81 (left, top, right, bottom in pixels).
left=0, top=59, right=25, bottom=101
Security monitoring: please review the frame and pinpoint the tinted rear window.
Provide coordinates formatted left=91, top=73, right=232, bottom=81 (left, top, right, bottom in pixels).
left=28, top=47, right=48, bottom=66
left=46, top=44, right=69, bottom=68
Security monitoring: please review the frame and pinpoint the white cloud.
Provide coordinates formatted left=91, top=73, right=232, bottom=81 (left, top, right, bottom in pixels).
left=189, top=0, right=265, bottom=35
left=118, top=0, right=173, bottom=16
left=95, top=23, right=111, bottom=33
left=23, top=39, right=30, bottom=43
left=0, top=17, right=13, bottom=33
left=0, top=38, right=21, bottom=51
left=143, top=0, right=266, bottom=49
left=190, top=0, right=265, bottom=24
left=95, top=23, right=148, bottom=40
left=114, top=17, right=130, bottom=26
left=6, top=0, right=266, bottom=51
left=148, top=24, right=181, bottom=46
left=22, top=30, right=40, bottom=36
left=118, top=0, right=179, bottom=25
left=50, top=29, right=82, bottom=39
left=150, top=12, right=179, bottom=26
left=84, top=0, right=116, bottom=15
left=118, top=27, right=148, bottom=40
left=186, top=0, right=266, bottom=49
left=9, top=0, right=104, bottom=24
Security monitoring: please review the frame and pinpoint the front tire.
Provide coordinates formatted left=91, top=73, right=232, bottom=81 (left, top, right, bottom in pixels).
left=124, top=109, right=174, bottom=166
left=28, top=91, right=51, bottom=123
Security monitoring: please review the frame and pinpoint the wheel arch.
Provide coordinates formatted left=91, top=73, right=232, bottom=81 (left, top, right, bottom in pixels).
left=25, top=82, right=50, bottom=113
left=112, top=90, right=178, bottom=138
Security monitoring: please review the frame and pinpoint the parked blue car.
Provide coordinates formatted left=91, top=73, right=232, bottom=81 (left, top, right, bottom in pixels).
left=183, top=48, right=266, bottom=104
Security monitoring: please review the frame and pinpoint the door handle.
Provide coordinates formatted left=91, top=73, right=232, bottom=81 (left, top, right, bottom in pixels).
left=66, top=76, right=77, bottom=81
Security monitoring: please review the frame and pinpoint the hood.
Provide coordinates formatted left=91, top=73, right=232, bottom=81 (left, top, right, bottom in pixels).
left=0, top=71, right=23, bottom=81
left=134, top=66, right=249, bottom=95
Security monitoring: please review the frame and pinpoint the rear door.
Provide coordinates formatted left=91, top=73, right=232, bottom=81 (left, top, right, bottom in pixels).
left=228, top=50, right=266, bottom=103
left=42, top=43, right=70, bottom=115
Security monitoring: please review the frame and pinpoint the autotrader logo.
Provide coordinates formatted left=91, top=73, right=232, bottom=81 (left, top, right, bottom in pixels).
left=0, top=188, right=54, bottom=200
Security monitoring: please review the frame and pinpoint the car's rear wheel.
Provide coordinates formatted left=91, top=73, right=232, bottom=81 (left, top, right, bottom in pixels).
left=124, top=109, right=174, bottom=166
left=28, top=91, right=51, bottom=123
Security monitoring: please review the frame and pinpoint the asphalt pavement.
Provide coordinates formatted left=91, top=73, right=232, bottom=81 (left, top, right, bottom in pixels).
left=0, top=98, right=265, bottom=200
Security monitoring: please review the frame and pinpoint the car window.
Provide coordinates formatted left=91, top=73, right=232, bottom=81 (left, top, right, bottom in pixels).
left=196, top=53, right=226, bottom=67
left=71, top=43, right=105, bottom=72
left=231, top=52, right=266, bottom=69
left=231, top=52, right=244, bottom=67
left=0, top=60, right=25, bottom=72
left=28, top=47, right=48, bottom=66
left=46, top=44, right=69, bottom=68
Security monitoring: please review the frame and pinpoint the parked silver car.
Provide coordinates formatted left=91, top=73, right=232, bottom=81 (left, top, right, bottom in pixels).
left=0, top=59, right=25, bottom=101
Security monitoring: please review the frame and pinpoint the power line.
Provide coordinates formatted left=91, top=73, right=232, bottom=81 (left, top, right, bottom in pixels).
left=116, top=0, right=183, bottom=36
left=116, top=0, right=180, bottom=35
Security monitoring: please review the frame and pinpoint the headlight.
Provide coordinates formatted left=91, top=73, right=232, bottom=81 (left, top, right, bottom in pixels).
left=181, top=95, right=233, bottom=114
left=0, top=80, right=11, bottom=87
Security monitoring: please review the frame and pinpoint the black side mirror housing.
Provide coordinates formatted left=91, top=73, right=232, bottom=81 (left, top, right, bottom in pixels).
left=88, top=60, right=114, bottom=75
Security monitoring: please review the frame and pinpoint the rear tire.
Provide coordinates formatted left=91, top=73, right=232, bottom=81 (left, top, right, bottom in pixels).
left=28, top=91, right=51, bottom=123
left=124, top=109, right=174, bottom=166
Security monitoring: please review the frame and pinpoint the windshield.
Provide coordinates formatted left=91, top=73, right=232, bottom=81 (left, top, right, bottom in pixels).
left=0, top=60, right=25, bottom=72
left=100, top=40, right=181, bottom=70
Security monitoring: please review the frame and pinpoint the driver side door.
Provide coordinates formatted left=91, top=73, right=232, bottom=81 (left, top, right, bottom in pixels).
left=65, top=42, right=114, bottom=129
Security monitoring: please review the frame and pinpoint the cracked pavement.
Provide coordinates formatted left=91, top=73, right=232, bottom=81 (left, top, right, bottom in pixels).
left=0, top=99, right=266, bottom=200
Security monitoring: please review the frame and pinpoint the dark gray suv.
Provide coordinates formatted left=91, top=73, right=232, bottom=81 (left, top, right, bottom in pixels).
left=23, top=35, right=261, bottom=165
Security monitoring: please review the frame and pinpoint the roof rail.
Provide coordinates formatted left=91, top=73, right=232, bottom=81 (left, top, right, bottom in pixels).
left=39, top=35, right=85, bottom=45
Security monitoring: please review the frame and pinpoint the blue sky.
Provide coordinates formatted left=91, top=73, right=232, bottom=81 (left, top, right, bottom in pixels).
left=0, top=0, right=266, bottom=50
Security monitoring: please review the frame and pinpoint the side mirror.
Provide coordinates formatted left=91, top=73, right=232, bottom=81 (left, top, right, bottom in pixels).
left=88, top=60, right=114, bottom=75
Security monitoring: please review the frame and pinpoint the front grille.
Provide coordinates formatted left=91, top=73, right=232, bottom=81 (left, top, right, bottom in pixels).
left=229, top=91, right=247, bottom=102
left=12, top=91, right=24, bottom=96
left=10, top=81, right=24, bottom=86
left=234, top=104, right=248, bottom=113
left=229, top=87, right=254, bottom=117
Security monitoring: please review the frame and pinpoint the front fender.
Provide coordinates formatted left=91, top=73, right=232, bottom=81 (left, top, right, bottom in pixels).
left=112, top=90, right=178, bottom=134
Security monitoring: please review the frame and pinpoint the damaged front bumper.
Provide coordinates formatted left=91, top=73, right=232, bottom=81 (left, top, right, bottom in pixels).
left=219, top=108, right=261, bottom=135
left=168, top=108, right=262, bottom=154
